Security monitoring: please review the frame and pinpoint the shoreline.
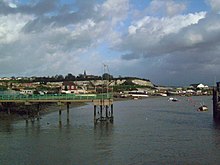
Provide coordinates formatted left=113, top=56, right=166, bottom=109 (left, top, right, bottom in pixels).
left=0, top=102, right=87, bottom=121
left=0, top=95, right=210, bottom=121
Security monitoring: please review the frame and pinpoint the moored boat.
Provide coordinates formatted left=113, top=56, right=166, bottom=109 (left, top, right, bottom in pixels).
left=168, top=97, right=178, bottom=102
left=197, top=105, right=208, bottom=111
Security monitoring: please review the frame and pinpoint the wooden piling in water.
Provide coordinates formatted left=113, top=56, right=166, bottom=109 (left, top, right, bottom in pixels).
left=213, top=82, right=220, bottom=120
left=110, top=104, right=113, bottom=123
left=100, top=104, right=103, bottom=120
left=59, top=107, right=62, bottom=125
left=94, top=105, right=97, bottom=123
left=93, top=99, right=113, bottom=124
left=67, top=102, right=70, bottom=123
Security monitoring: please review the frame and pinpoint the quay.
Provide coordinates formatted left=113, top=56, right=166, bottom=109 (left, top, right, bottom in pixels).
left=213, top=82, right=220, bottom=120
left=0, top=93, right=113, bottom=124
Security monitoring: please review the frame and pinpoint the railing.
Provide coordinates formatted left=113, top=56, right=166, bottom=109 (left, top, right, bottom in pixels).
left=0, top=93, right=113, bottom=101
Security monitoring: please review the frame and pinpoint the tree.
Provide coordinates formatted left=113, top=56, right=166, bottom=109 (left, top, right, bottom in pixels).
left=102, top=73, right=113, bottom=80
left=55, top=75, right=64, bottom=81
left=65, top=73, right=75, bottom=80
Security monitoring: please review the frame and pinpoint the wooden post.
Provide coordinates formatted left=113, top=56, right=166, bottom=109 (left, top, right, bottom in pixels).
left=67, top=103, right=70, bottom=123
left=106, top=105, right=108, bottom=118
left=100, top=105, right=103, bottom=120
left=111, top=104, right=113, bottom=117
left=94, top=105, right=97, bottom=123
left=59, top=107, right=62, bottom=125
left=110, top=104, right=113, bottom=123
left=213, top=88, right=217, bottom=119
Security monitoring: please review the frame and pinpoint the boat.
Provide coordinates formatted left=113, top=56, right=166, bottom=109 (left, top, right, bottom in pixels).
left=160, top=93, right=167, bottom=97
left=197, top=105, right=208, bottom=111
left=168, top=97, right=178, bottom=102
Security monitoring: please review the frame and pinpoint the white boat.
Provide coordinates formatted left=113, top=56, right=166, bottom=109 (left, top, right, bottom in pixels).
left=168, top=97, right=178, bottom=102
left=160, top=93, right=167, bottom=97
left=197, top=105, right=208, bottom=111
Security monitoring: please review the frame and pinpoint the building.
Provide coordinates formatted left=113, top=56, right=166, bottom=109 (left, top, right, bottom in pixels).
left=20, top=89, right=35, bottom=95
left=190, top=83, right=209, bottom=89
left=61, top=81, right=77, bottom=94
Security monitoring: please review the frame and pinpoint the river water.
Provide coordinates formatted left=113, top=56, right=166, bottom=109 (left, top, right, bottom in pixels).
left=1, top=96, right=220, bottom=165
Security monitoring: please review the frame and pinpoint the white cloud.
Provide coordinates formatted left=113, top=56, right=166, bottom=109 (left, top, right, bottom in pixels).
left=0, top=14, right=33, bottom=44
left=149, top=0, right=186, bottom=16
left=0, top=0, right=125, bottom=76
left=2, top=0, right=18, bottom=8
left=120, top=12, right=206, bottom=59
left=101, top=0, right=129, bottom=25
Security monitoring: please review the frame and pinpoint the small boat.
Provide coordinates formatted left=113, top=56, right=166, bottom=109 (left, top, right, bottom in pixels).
left=197, top=105, right=208, bottom=111
left=168, top=97, right=178, bottom=102
left=160, top=93, right=167, bottom=97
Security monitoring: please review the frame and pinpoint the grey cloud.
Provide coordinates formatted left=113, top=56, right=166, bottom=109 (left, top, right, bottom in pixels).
left=0, top=0, right=98, bottom=33
left=121, top=52, right=142, bottom=60
left=119, top=13, right=220, bottom=61
left=155, top=14, right=220, bottom=55
left=0, top=1, right=15, bottom=15
left=22, top=12, right=83, bottom=33
left=0, top=0, right=58, bottom=15
left=117, top=12, right=220, bottom=85
left=19, top=0, right=59, bottom=15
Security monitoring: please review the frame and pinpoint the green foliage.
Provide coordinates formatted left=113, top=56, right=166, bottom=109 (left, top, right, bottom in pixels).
left=113, top=85, right=137, bottom=92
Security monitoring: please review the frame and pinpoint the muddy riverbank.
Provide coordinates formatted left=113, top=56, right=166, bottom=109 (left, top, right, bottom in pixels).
left=0, top=102, right=86, bottom=120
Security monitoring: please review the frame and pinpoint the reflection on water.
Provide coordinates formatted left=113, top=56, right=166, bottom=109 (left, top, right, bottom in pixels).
left=0, top=96, right=220, bottom=164
left=213, top=119, right=220, bottom=130
left=93, top=122, right=114, bottom=164
left=0, top=119, right=14, bottom=133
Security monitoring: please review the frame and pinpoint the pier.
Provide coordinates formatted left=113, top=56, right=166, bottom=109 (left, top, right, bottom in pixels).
left=0, top=93, right=113, bottom=124
left=213, top=82, right=220, bottom=120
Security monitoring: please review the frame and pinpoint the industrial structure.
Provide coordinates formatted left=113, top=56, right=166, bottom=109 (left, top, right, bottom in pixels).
left=0, top=93, right=113, bottom=124
left=213, top=82, right=220, bottom=120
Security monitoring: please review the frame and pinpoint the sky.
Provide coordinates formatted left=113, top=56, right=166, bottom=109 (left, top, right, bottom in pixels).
left=0, top=0, right=220, bottom=86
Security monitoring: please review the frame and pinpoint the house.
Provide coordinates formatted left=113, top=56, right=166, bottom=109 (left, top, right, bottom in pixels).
left=61, top=81, right=77, bottom=94
left=20, top=89, right=34, bottom=95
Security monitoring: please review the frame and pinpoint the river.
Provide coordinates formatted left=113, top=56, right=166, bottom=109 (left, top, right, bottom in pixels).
left=1, top=96, right=220, bottom=164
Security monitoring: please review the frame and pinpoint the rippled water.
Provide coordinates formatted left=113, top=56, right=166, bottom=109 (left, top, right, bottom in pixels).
left=1, top=96, right=220, bottom=164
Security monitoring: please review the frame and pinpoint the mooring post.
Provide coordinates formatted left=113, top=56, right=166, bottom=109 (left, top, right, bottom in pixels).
left=67, top=103, right=70, bottom=123
left=213, top=87, right=217, bottom=119
left=94, top=105, right=97, bottom=123
left=59, top=106, right=62, bottom=125
left=110, top=104, right=113, bottom=123
left=111, top=104, right=113, bottom=117
left=106, top=105, right=108, bottom=118
left=100, top=105, right=103, bottom=120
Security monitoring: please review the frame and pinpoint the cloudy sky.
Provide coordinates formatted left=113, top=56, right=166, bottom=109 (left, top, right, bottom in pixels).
left=0, top=0, right=220, bottom=86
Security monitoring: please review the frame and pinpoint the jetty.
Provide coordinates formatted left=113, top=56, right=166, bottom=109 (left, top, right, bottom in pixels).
left=0, top=93, right=113, bottom=124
